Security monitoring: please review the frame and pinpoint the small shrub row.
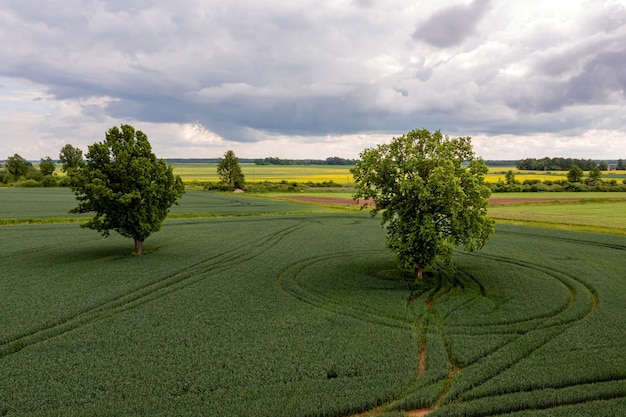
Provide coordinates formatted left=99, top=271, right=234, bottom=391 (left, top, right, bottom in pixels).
left=1, top=174, right=71, bottom=188
left=491, top=180, right=626, bottom=193
left=201, top=180, right=346, bottom=193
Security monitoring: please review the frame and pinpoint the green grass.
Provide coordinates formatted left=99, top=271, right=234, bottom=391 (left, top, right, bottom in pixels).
left=0, top=188, right=338, bottom=224
left=488, top=196, right=626, bottom=235
left=1, top=190, right=625, bottom=416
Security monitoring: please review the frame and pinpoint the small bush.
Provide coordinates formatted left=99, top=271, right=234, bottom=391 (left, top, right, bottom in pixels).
left=41, top=175, right=58, bottom=187
left=563, top=182, right=589, bottom=192
left=204, top=182, right=236, bottom=191
left=25, top=171, right=44, bottom=182
left=14, top=179, right=42, bottom=187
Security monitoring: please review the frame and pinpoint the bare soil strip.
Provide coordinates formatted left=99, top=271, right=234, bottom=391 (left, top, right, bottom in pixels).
left=281, top=195, right=626, bottom=206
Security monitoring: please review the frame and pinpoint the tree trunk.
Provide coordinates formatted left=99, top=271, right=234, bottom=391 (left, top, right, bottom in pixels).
left=134, top=239, right=143, bottom=255
left=414, top=265, right=423, bottom=281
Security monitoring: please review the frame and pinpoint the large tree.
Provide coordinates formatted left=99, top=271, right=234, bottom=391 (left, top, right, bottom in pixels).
left=39, top=156, right=56, bottom=176
left=217, top=150, right=245, bottom=189
left=59, top=144, right=84, bottom=173
left=351, top=128, right=494, bottom=280
left=567, top=165, right=584, bottom=183
left=6, top=154, right=33, bottom=181
left=68, top=125, right=185, bottom=254
left=587, top=166, right=602, bottom=184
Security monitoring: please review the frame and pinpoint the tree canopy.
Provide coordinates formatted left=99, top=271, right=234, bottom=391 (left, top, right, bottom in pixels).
left=59, top=144, right=84, bottom=173
left=217, top=150, right=245, bottom=189
left=567, top=165, right=584, bottom=183
left=351, top=128, right=494, bottom=280
left=39, top=156, right=56, bottom=176
left=68, top=125, right=185, bottom=254
left=6, top=154, right=33, bottom=181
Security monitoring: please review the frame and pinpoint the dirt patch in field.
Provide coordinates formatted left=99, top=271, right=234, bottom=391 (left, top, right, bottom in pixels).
left=406, top=410, right=432, bottom=417
left=280, top=195, right=626, bottom=207
left=283, top=195, right=591, bottom=206
left=489, top=196, right=626, bottom=205
left=279, top=196, right=373, bottom=206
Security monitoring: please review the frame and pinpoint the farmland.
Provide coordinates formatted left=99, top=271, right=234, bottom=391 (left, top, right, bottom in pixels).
left=1, top=189, right=625, bottom=416
left=170, top=163, right=626, bottom=186
left=172, top=163, right=355, bottom=185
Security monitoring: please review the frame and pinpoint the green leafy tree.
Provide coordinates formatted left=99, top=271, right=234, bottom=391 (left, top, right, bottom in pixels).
left=504, top=170, right=517, bottom=185
left=39, top=156, right=56, bottom=176
left=588, top=166, right=602, bottom=184
left=352, top=128, right=494, bottom=280
left=217, top=150, right=245, bottom=189
left=6, top=154, right=33, bottom=180
left=68, top=125, right=185, bottom=254
left=618, top=159, right=624, bottom=170
left=59, top=144, right=84, bottom=173
left=567, top=165, right=584, bottom=183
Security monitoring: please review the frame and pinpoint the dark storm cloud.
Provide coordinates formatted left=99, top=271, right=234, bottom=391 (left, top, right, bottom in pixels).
left=412, top=0, right=492, bottom=48
left=504, top=22, right=626, bottom=114
left=2, top=0, right=626, bottom=160
left=566, top=50, right=626, bottom=104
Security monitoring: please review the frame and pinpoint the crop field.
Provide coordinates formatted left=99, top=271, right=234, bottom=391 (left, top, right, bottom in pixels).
left=172, top=163, right=355, bottom=185
left=488, top=193, right=626, bottom=235
left=170, top=163, right=626, bottom=186
left=1, top=189, right=625, bottom=416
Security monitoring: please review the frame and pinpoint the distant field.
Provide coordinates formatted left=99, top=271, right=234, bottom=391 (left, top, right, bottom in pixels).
left=3, top=188, right=626, bottom=235
left=172, top=163, right=355, bottom=184
left=265, top=191, right=626, bottom=234
left=170, top=163, right=626, bottom=185
left=1, top=189, right=625, bottom=416
left=488, top=194, right=626, bottom=235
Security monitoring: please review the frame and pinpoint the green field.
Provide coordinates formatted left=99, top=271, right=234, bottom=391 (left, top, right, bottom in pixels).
left=1, top=189, right=625, bottom=416
left=488, top=193, right=626, bottom=235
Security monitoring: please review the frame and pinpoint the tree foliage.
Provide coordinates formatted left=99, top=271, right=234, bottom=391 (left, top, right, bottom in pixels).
left=217, top=150, right=245, bottom=189
left=351, top=128, right=494, bottom=280
left=68, top=125, right=185, bottom=254
left=567, top=165, right=584, bottom=183
left=39, top=156, right=56, bottom=176
left=588, top=166, right=601, bottom=184
left=6, top=154, right=33, bottom=180
left=59, top=144, right=84, bottom=173
left=504, top=170, right=517, bottom=185
left=517, top=157, right=598, bottom=171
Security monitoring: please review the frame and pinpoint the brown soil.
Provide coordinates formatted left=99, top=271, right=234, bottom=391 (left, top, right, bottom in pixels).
left=490, top=196, right=626, bottom=204
left=282, top=195, right=626, bottom=206
left=406, top=410, right=432, bottom=417
left=279, top=196, right=371, bottom=205
left=418, top=340, right=427, bottom=375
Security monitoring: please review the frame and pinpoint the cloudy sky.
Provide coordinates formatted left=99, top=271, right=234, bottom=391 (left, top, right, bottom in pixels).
left=1, top=0, right=625, bottom=161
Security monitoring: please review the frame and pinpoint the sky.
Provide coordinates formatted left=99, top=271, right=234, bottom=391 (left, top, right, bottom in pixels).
left=1, top=0, right=625, bottom=161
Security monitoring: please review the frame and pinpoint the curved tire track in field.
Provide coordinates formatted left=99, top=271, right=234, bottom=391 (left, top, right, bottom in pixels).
left=0, top=222, right=306, bottom=359
left=332, top=227, right=621, bottom=416
left=276, top=250, right=415, bottom=331
left=438, top=251, right=597, bottom=404
left=446, top=253, right=596, bottom=335
left=427, top=234, right=624, bottom=416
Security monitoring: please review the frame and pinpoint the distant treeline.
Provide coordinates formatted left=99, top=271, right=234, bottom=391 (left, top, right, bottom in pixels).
left=516, top=157, right=625, bottom=171
left=484, top=160, right=517, bottom=167
left=253, top=157, right=356, bottom=165
left=163, top=157, right=356, bottom=165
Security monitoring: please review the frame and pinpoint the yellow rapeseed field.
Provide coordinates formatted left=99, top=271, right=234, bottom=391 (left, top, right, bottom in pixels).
left=172, top=163, right=355, bottom=184
left=171, top=163, right=626, bottom=185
